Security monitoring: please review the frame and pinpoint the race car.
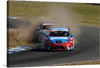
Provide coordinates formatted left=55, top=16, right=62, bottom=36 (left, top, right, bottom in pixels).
left=44, top=28, right=75, bottom=51
left=38, top=22, right=53, bottom=42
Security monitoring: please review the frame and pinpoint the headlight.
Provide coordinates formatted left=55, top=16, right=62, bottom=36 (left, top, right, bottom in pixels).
left=65, top=40, right=71, bottom=43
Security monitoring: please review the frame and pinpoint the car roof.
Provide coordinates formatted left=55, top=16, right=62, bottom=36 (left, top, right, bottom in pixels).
left=51, top=28, right=69, bottom=31
left=42, top=22, right=53, bottom=25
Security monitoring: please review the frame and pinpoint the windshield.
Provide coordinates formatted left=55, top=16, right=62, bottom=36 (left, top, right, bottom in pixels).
left=49, top=31, right=69, bottom=37
left=42, top=25, right=51, bottom=30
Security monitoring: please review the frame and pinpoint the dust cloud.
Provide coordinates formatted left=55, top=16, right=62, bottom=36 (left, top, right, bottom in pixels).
left=37, top=5, right=80, bottom=44
left=39, top=5, right=80, bottom=36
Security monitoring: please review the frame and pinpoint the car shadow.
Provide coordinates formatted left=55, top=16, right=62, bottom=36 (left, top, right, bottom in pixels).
left=30, top=47, right=74, bottom=52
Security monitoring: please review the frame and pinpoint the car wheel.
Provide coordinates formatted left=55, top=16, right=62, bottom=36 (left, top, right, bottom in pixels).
left=73, top=38, right=75, bottom=49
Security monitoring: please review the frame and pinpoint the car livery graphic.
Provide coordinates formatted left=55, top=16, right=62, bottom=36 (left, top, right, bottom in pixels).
left=44, top=28, right=75, bottom=51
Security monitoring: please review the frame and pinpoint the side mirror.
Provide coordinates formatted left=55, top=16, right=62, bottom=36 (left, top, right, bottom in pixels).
left=38, top=27, right=40, bottom=30
left=71, top=34, right=74, bottom=37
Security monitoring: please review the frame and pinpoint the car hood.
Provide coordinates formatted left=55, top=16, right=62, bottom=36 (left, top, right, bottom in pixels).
left=48, top=36, right=70, bottom=44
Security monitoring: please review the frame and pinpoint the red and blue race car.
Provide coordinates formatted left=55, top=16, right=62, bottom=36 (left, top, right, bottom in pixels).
left=44, top=28, right=75, bottom=51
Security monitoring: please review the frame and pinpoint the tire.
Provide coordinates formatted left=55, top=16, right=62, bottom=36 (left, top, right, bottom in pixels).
left=68, top=38, right=75, bottom=51
left=72, top=38, right=75, bottom=49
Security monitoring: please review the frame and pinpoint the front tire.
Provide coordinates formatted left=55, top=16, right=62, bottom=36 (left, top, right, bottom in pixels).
left=72, top=38, right=75, bottom=49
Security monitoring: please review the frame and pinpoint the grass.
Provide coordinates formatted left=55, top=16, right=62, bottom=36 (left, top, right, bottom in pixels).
left=54, top=60, right=100, bottom=66
left=67, top=3, right=99, bottom=26
left=8, top=2, right=99, bottom=26
left=8, top=28, right=37, bottom=49
left=8, top=29, right=22, bottom=49
left=8, top=1, right=49, bottom=19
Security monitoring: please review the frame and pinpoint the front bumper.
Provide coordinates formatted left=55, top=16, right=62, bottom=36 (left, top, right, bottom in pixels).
left=45, top=42, right=73, bottom=50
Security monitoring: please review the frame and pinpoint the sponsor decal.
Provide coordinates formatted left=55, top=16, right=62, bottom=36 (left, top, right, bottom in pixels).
left=50, top=37, right=67, bottom=40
